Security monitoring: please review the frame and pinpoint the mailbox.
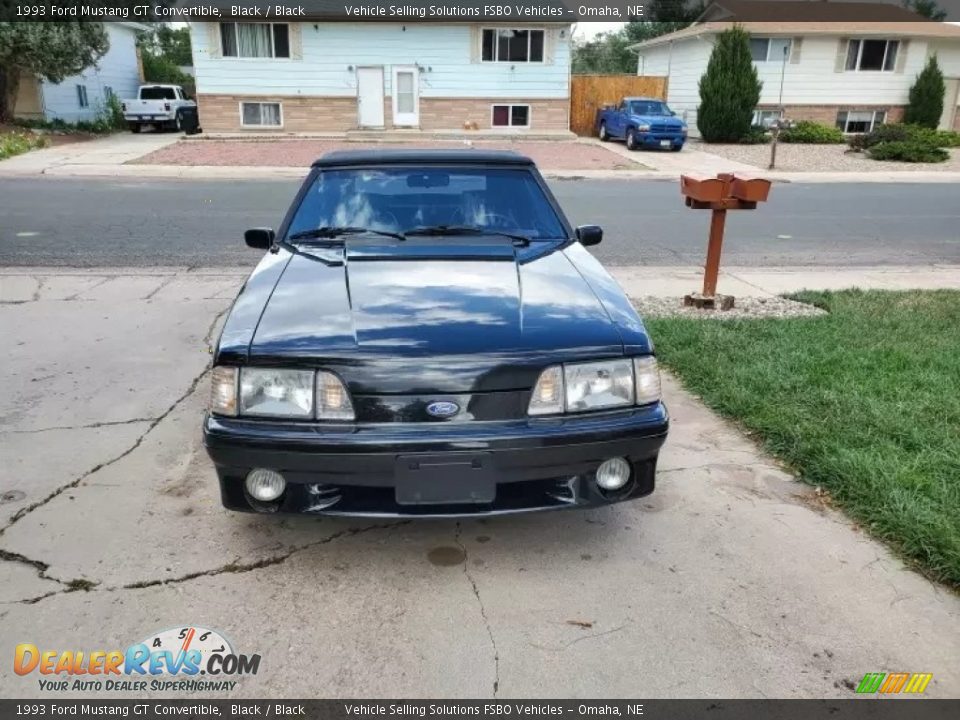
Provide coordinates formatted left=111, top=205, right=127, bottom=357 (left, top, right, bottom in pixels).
left=730, top=177, right=772, bottom=203
left=680, top=172, right=772, bottom=309
left=680, top=175, right=726, bottom=203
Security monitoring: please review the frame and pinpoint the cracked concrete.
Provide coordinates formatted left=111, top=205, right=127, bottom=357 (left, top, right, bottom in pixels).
left=1, top=269, right=958, bottom=699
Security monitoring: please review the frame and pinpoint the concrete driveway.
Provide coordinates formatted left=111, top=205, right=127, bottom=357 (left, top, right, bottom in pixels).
left=1, top=269, right=957, bottom=699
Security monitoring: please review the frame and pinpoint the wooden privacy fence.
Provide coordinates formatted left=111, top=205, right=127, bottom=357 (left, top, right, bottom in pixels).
left=570, top=75, right=668, bottom=136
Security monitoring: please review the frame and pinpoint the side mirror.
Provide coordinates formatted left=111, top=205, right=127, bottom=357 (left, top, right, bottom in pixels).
left=576, top=225, right=603, bottom=247
left=245, top=228, right=275, bottom=249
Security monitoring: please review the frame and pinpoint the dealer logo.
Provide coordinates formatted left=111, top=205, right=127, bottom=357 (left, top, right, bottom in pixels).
left=14, top=625, right=261, bottom=693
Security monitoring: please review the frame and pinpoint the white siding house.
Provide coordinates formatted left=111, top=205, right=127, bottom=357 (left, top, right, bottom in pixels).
left=633, top=9, right=960, bottom=135
left=188, top=22, right=573, bottom=134
left=16, top=23, right=146, bottom=124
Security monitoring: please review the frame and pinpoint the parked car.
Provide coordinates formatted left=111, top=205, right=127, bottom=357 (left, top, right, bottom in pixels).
left=204, top=150, right=669, bottom=517
left=597, top=97, right=687, bottom=151
left=121, top=84, right=197, bottom=134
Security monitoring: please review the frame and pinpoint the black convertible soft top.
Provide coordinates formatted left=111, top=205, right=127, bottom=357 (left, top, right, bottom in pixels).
left=312, top=149, right=535, bottom=168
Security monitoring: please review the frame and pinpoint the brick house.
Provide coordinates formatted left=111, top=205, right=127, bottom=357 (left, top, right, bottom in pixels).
left=186, top=17, right=573, bottom=134
left=630, top=0, right=960, bottom=135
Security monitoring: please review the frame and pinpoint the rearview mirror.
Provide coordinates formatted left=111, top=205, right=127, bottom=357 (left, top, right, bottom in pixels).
left=245, top=228, right=275, bottom=249
left=576, top=225, right=603, bottom=247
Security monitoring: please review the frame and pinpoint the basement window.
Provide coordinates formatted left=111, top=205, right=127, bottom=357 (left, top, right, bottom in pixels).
left=836, top=110, right=886, bottom=133
left=240, top=102, right=283, bottom=128
left=491, top=105, right=530, bottom=128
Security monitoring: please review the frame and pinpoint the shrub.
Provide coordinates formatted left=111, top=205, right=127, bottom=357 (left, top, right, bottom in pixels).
left=904, top=55, right=945, bottom=129
left=849, top=123, right=960, bottom=151
left=779, top=120, right=845, bottom=144
left=867, top=141, right=949, bottom=163
left=0, top=132, right=47, bottom=161
left=697, top=26, right=762, bottom=143
left=738, top=128, right=771, bottom=144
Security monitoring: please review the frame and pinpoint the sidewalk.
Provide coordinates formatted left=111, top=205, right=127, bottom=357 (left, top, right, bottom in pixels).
left=4, top=265, right=959, bottom=305
left=0, top=132, right=180, bottom=176
left=607, top=264, right=960, bottom=298
left=5, top=132, right=960, bottom=182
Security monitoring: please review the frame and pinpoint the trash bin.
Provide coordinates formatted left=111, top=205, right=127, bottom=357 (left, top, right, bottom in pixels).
left=180, top=106, right=201, bottom=135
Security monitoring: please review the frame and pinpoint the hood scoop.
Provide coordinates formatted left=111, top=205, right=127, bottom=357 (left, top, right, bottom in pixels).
left=346, top=241, right=516, bottom=262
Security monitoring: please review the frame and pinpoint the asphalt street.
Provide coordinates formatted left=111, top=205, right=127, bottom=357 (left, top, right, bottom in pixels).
left=1, top=177, right=958, bottom=267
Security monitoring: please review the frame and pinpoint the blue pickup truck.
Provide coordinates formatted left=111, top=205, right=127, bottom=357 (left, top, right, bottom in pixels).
left=597, top=97, right=687, bottom=152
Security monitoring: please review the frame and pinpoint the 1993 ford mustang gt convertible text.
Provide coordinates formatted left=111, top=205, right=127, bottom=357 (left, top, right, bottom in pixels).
left=203, top=150, right=668, bottom=516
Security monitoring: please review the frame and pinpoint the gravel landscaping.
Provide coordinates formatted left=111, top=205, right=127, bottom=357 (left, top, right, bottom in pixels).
left=695, top=140, right=960, bottom=172
left=633, top=295, right=826, bottom=320
left=132, top=138, right=648, bottom=172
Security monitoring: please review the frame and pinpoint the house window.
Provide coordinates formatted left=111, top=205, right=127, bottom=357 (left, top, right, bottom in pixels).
left=752, top=109, right=783, bottom=128
left=482, top=29, right=545, bottom=63
left=749, top=38, right=792, bottom=62
left=103, top=86, right=114, bottom=101
left=491, top=104, right=530, bottom=128
left=240, top=102, right=282, bottom=127
left=221, top=23, right=290, bottom=58
left=76, top=85, right=88, bottom=108
left=845, top=39, right=898, bottom=71
left=836, top=110, right=886, bottom=133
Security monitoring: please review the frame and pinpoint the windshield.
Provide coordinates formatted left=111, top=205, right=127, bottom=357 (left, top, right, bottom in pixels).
left=286, top=167, right=567, bottom=240
left=140, top=87, right=177, bottom=100
left=629, top=101, right=671, bottom=116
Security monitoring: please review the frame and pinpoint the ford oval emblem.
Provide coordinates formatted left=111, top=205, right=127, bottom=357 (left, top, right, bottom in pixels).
left=426, top=401, right=460, bottom=418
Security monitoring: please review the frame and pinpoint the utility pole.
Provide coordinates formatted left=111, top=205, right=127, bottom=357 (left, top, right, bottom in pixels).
left=769, top=42, right=790, bottom=170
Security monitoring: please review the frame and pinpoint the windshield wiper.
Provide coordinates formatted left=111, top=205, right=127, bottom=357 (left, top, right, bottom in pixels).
left=402, top=225, right=530, bottom=246
left=287, top=226, right=406, bottom=242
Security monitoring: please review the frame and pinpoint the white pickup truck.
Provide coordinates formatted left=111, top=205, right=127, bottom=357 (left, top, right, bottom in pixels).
left=121, top=84, right=197, bottom=133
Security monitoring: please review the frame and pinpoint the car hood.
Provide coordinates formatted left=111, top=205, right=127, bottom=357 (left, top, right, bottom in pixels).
left=239, top=243, right=629, bottom=393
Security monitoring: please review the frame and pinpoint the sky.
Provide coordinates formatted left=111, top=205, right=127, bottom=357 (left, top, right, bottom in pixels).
left=573, top=22, right=627, bottom=39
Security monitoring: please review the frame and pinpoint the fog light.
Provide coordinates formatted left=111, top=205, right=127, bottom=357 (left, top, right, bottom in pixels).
left=245, top=469, right=286, bottom=502
left=595, top=458, right=631, bottom=491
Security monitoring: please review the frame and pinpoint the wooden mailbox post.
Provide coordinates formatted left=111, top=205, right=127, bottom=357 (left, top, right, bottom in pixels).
left=680, top=173, right=772, bottom=310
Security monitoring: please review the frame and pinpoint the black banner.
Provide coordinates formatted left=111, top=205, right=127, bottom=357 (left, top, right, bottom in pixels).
left=2, top=701, right=960, bottom=720
left=2, top=0, right=960, bottom=22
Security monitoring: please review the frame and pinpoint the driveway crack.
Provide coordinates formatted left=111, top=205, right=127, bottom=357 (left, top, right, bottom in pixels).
left=4, top=521, right=410, bottom=605
left=455, top=522, right=500, bottom=697
left=0, top=306, right=229, bottom=537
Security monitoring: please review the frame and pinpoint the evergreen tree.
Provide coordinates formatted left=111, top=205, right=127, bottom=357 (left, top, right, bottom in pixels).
left=904, top=55, right=945, bottom=129
left=697, top=26, right=762, bottom=142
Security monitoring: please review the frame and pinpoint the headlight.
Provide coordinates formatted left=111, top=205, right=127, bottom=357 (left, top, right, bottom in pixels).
left=527, top=357, right=661, bottom=416
left=316, top=371, right=355, bottom=421
left=210, top=366, right=238, bottom=416
left=633, top=356, right=662, bottom=405
left=528, top=365, right=564, bottom=416
left=239, top=368, right=314, bottom=418
left=636, top=124, right=651, bottom=132
left=564, top=359, right=634, bottom=412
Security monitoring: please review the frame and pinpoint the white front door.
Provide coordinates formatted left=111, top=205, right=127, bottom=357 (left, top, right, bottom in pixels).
left=357, top=67, right=385, bottom=128
left=392, top=66, right=419, bottom=127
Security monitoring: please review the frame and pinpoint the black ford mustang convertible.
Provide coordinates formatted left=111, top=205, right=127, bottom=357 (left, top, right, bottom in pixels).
left=204, top=150, right=668, bottom=517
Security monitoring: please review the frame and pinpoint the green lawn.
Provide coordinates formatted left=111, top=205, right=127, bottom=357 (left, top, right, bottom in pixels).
left=646, top=290, right=960, bottom=587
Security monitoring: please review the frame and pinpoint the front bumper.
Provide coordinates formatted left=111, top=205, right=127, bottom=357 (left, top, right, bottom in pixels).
left=638, top=133, right=685, bottom=149
left=203, top=403, right=669, bottom=517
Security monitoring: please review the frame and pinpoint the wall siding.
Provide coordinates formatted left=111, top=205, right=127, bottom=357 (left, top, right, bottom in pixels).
left=191, top=22, right=571, bottom=100
left=639, top=33, right=960, bottom=133
left=38, top=24, right=141, bottom=123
